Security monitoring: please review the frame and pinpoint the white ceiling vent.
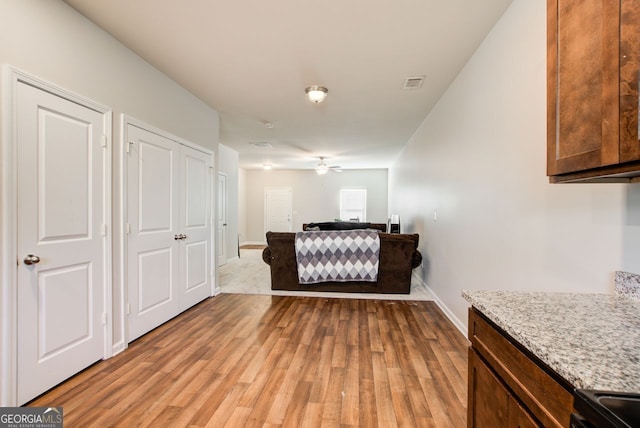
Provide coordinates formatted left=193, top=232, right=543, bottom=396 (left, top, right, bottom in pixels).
left=403, top=76, right=425, bottom=90
left=249, top=142, right=272, bottom=149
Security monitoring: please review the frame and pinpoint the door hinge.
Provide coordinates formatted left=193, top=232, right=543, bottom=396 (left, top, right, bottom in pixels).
left=102, top=312, right=108, bottom=325
left=101, top=135, right=108, bottom=148
left=209, top=166, right=214, bottom=175
left=126, top=140, right=135, bottom=153
left=126, top=223, right=131, bottom=235
left=101, top=224, right=107, bottom=236
left=126, top=304, right=131, bottom=315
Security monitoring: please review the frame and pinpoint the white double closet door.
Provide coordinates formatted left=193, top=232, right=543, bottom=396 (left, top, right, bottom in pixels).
left=126, top=124, right=212, bottom=342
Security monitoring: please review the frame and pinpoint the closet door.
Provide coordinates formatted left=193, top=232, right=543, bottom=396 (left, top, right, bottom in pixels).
left=179, top=145, right=212, bottom=310
left=15, top=78, right=109, bottom=405
left=126, top=123, right=212, bottom=342
left=126, top=124, right=180, bottom=341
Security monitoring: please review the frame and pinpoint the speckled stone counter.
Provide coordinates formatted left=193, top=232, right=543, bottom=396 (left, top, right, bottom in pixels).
left=615, top=271, right=640, bottom=300
left=462, top=290, right=640, bottom=392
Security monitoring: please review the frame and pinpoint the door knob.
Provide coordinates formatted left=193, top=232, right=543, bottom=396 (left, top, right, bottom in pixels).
left=24, top=254, right=40, bottom=265
left=174, top=234, right=181, bottom=240
left=180, top=234, right=188, bottom=240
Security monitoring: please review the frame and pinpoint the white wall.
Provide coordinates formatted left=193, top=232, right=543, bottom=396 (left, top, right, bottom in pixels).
left=0, top=0, right=219, bottom=399
left=388, top=0, right=640, bottom=333
left=244, top=169, right=388, bottom=243
left=217, top=144, right=239, bottom=262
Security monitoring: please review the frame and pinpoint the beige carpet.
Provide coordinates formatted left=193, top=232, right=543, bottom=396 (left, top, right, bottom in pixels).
left=219, top=249, right=434, bottom=301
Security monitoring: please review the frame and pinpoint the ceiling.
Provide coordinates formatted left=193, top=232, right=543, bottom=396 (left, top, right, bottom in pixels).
left=63, top=0, right=513, bottom=171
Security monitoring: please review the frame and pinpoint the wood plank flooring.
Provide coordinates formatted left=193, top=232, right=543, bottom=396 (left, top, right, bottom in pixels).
left=28, top=294, right=469, bottom=427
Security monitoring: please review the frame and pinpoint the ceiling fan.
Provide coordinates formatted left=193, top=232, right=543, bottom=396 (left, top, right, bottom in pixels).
left=315, top=157, right=342, bottom=175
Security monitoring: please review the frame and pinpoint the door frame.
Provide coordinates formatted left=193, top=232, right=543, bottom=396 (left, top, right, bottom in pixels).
left=119, top=115, right=216, bottom=350
left=1, top=66, right=113, bottom=406
left=217, top=172, right=227, bottom=267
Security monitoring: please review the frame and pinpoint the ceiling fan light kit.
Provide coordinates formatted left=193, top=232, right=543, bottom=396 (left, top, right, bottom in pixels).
left=315, top=157, right=341, bottom=175
left=316, top=157, right=329, bottom=175
left=316, top=162, right=329, bottom=175
left=305, top=86, right=328, bottom=103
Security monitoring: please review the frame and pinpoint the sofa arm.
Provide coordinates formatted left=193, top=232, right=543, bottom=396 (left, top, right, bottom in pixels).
left=262, top=247, right=272, bottom=265
left=411, top=250, right=422, bottom=269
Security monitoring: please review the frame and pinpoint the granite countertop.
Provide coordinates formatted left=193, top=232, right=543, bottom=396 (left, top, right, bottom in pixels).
left=462, top=290, right=640, bottom=392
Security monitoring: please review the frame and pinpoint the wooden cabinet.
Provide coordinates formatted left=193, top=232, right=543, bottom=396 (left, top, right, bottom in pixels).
left=547, top=0, right=640, bottom=182
left=468, top=350, right=538, bottom=428
left=467, top=308, right=574, bottom=427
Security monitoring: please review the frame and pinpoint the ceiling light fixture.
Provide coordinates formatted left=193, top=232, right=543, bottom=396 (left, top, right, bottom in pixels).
left=316, top=157, right=329, bottom=175
left=305, top=86, right=328, bottom=103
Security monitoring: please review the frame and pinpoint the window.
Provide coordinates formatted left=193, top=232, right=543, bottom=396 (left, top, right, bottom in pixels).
left=340, top=188, right=367, bottom=222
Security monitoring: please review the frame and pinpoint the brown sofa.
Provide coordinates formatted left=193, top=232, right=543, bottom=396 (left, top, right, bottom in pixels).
left=302, top=222, right=387, bottom=232
left=262, top=231, right=422, bottom=294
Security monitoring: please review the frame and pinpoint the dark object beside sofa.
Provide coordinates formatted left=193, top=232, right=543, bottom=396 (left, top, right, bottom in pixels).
left=262, top=231, right=422, bottom=294
left=303, top=222, right=387, bottom=232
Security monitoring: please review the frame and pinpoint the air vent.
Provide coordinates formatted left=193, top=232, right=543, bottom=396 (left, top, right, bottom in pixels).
left=249, top=142, right=272, bottom=149
left=403, top=76, right=425, bottom=90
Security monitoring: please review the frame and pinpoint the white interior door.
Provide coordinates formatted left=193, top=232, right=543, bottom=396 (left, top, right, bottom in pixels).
left=126, top=123, right=212, bottom=341
left=265, top=187, right=292, bottom=233
left=126, top=124, right=180, bottom=341
left=16, top=81, right=108, bottom=405
left=179, top=145, right=212, bottom=310
left=217, top=173, right=227, bottom=266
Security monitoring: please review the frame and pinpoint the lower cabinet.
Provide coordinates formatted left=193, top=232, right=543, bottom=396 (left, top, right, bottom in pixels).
left=467, top=308, right=574, bottom=428
left=468, top=349, right=538, bottom=428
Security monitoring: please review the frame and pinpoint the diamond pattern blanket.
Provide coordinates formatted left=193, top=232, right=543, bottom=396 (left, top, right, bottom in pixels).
left=295, top=230, right=380, bottom=284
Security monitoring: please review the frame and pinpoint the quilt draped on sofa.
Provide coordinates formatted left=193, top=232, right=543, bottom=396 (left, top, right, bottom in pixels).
left=295, top=230, right=380, bottom=284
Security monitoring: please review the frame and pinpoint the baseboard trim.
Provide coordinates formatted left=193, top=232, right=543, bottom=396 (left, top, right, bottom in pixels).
left=240, top=241, right=267, bottom=246
left=412, top=272, right=468, bottom=338
left=112, top=341, right=127, bottom=357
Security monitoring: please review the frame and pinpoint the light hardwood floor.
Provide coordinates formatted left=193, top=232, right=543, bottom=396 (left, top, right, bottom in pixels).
left=28, top=294, right=469, bottom=427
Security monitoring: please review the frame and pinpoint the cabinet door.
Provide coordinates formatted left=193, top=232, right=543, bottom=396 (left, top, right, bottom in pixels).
left=619, top=0, right=640, bottom=163
left=468, top=349, right=509, bottom=427
left=547, top=0, right=621, bottom=176
left=508, top=399, right=539, bottom=428
left=468, top=349, right=540, bottom=428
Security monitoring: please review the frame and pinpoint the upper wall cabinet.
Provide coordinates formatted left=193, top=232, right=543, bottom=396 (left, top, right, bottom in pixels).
left=548, top=0, right=640, bottom=183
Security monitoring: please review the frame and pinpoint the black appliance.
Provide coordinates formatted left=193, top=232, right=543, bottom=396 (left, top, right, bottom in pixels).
left=572, top=389, right=640, bottom=428
left=389, top=215, right=400, bottom=234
